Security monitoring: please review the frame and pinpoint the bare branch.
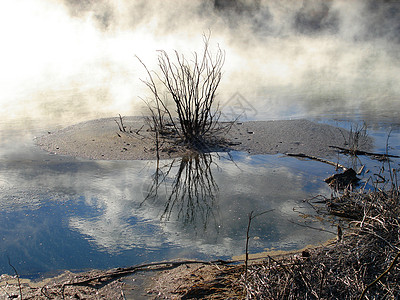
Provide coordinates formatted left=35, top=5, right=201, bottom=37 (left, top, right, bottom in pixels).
left=136, top=35, right=227, bottom=149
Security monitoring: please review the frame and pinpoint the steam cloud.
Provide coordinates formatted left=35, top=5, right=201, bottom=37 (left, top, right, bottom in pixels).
left=1, top=0, right=399, bottom=124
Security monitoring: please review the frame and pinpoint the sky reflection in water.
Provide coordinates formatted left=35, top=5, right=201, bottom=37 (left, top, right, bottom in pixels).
left=1, top=0, right=400, bottom=279
left=0, top=129, right=339, bottom=278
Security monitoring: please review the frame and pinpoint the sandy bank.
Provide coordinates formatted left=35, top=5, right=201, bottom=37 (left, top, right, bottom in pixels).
left=35, top=117, right=372, bottom=160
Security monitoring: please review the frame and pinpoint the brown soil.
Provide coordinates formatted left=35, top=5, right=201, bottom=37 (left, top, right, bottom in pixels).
left=0, top=262, right=245, bottom=299
left=0, top=270, right=125, bottom=299
left=146, top=263, right=245, bottom=299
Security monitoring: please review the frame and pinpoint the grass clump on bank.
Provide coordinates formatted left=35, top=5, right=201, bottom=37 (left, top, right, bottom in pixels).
left=241, top=184, right=400, bottom=299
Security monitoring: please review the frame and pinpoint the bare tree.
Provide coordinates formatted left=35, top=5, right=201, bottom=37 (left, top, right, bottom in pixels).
left=137, top=34, right=228, bottom=149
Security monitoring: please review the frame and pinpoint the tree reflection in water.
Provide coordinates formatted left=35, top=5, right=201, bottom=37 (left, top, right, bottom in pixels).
left=142, top=152, right=220, bottom=230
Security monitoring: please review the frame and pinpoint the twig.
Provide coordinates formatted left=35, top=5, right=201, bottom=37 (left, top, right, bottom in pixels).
left=286, top=153, right=347, bottom=170
left=288, top=220, right=337, bottom=235
left=135, top=124, right=144, bottom=135
left=244, top=209, right=274, bottom=283
left=115, top=114, right=126, bottom=132
left=61, top=259, right=234, bottom=298
left=0, top=286, right=12, bottom=299
left=267, top=255, right=294, bottom=276
left=329, top=146, right=400, bottom=159
left=155, top=128, right=160, bottom=163
left=245, top=211, right=253, bottom=284
left=40, top=286, right=52, bottom=299
left=359, top=251, right=400, bottom=300
left=7, top=256, right=23, bottom=300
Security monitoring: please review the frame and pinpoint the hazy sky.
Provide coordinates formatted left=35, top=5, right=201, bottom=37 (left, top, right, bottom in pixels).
left=0, top=0, right=399, bottom=123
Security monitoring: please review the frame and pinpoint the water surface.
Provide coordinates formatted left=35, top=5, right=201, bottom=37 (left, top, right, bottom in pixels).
left=1, top=0, right=400, bottom=279
left=1, top=114, right=399, bottom=279
left=0, top=120, right=338, bottom=278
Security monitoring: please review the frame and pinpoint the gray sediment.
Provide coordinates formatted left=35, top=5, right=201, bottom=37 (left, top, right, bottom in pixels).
left=35, top=117, right=372, bottom=160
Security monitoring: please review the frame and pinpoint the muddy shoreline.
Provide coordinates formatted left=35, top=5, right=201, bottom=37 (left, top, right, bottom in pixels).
left=35, top=117, right=372, bottom=160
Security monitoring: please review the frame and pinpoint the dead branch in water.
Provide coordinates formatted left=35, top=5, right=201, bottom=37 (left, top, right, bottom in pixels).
left=286, top=153, right=361, bottom=189
left=329, top=145, right=400, bottom=159
left=286, top=153, right=347, bottom=170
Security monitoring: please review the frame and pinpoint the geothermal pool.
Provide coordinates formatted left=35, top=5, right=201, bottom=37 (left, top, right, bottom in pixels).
left=0, top=114, right=399, bottom=278
left=1, top=0, right=399, bottom=279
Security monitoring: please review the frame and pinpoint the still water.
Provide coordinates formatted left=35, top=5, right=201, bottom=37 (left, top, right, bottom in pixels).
left=0, top=118, right=331, bottom=278
left=0, top=113, right=399, bottom=279
left=1, top=0, right=400, bottom=280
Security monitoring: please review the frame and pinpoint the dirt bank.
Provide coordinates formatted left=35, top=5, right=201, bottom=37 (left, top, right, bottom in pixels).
left=35, top=117, right=372, bottom=160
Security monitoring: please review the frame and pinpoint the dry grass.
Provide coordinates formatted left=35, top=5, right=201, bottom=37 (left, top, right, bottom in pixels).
left=241, top=186, right=400, bottom=299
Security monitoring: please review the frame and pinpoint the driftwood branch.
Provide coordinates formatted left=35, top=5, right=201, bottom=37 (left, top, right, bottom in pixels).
left=286, top=153, right=362, bottom=188
left=329, top=146, right=400, bottom=159
left=61, top=259, right=234, bottom=298
left=286, top=153, right=347, bottom=170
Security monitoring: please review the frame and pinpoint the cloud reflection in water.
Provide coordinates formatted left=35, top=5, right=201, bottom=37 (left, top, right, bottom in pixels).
left=0, top=125, right=338, bottom=276
left=61, top=152, right=334, bottom=256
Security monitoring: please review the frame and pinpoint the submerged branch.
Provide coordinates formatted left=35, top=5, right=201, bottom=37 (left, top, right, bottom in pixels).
left=329, top=146, right=400, bottom=159
left=286, top=153, right=347, bottom=170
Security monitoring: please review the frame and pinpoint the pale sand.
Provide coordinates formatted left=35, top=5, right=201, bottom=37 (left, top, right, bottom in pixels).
left=35, top=117, right=372, bottom=160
